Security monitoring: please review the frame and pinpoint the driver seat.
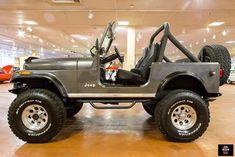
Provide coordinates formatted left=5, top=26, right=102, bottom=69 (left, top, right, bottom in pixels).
left=116, top=43, right=160, bottom=85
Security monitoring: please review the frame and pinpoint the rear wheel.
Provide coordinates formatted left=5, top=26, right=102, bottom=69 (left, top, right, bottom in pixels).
left=199, top=44, right=231, bottom=86
left=155, top=90, right=210, bottom=142
left=8, top=89, right=66, bottom=143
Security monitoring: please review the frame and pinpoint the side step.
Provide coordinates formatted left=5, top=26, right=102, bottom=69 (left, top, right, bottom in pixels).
left=89, top=101, right=137, bottom=109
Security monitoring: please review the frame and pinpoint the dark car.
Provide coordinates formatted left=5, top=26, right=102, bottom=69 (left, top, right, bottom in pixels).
left=7, top=22, right=231, bottom=143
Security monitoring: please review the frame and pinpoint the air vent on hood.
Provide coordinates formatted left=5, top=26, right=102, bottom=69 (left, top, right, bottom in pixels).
left=52, top=0, right=81, bottom=4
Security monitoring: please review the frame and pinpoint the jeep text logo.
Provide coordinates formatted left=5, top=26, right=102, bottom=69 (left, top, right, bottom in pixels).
left=84, top=83, right=96, bottom=88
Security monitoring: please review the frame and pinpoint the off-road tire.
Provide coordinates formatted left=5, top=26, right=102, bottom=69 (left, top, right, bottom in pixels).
left=199, top=44, right=231, bottom=86
left=142, top=101, right=158, bottom=116
left=8, top=89, right=66, bottom=143
left=66, top=101, right=83, bottom=118
left=155, top=89, right=210, bottom=142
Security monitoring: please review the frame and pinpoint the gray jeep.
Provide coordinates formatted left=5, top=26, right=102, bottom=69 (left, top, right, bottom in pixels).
left=8, top=22, right=231, bottom=143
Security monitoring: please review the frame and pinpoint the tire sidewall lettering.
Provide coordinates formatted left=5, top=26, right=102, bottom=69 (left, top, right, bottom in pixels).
left=14, top=99, right=52, bottom=137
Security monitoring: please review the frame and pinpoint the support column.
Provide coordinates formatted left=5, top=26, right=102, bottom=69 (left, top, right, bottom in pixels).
left=124, top=27, right=135, bottom=70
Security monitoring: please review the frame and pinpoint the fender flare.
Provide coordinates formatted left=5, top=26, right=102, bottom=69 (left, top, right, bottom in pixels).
left=11, top=73, right=68, bottom=97
left=157, top=71, right=207, bottom=93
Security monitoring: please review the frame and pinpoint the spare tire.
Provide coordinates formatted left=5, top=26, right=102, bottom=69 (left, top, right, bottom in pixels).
left=198, top=44, right=231, bottom=86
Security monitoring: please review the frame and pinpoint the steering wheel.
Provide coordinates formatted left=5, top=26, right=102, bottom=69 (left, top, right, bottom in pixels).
left=114, top=46, right=124, bottom=63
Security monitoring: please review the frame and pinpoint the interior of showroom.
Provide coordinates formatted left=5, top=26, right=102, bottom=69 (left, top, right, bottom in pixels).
left=0, top=0, right=235, bottom=157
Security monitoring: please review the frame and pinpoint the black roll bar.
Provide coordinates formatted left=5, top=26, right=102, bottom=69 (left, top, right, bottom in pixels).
left=149, top=22, right=200, bottom=62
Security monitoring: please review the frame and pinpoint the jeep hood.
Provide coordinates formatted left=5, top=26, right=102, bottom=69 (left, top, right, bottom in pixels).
left=24, top=57, right=93, bottom=70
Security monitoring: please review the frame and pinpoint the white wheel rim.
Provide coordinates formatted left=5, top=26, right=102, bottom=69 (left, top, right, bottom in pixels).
left=171, top=104, right=197, bottom=130
left=21, top=104, right=48, bottom=131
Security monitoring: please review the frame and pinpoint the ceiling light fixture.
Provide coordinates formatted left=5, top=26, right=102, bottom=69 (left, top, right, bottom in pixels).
left=26, top=26, right=32, bottom=32
left=79, top=36, right=88, bottom=40
left=225, top=41, right=235, bottom=44
left=32, top=35, right=38, bottom=39
left=117, top=21, right=129, bottom=26
left=206, top=27, right=210, bottom=33
left=203, top=38, right=207, bottom=43
left=39, top=39, right=43, bottom=43
left=71, top=34, right=88, bottom=40
left=88, top=11, right=94, bottom=19
left=17, top=29, right=25, bottom=38
left=222, top=30, right=227, bottom=36
left=212, top=34, right=216, bottom=39
left=208, top=22, right=224, bottom=27
left=130, top=4, right=134, bottom=8
left=71, top=39, right=75, bottom=43
left=24, top=20, right=38, bottom=25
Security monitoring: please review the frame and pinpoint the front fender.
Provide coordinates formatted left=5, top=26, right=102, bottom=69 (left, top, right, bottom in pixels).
left=10, top=72, right=68, bottom=97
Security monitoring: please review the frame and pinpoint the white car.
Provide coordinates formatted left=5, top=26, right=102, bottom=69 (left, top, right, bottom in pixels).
left=227, top=64, right=235, bottom=84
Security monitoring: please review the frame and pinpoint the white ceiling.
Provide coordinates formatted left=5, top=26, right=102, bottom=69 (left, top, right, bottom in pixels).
left=0, top=0, right=235, bottom=59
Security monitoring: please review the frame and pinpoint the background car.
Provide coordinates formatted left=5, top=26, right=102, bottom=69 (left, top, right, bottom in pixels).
left=227, top=63, right=235, bottom=84
left=0, top=65, right=14, bottom=83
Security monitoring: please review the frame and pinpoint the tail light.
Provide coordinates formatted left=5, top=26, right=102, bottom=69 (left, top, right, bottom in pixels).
left=219, top=68, right=223, bottom=78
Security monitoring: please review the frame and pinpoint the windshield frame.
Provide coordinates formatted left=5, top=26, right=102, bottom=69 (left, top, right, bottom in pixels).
left=99, top=22, right=115, bottom=55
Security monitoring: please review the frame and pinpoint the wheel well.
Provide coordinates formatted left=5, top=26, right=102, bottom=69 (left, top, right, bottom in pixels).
left=161, top=75, right=207, bottom=97
left=15, top=77, right=65, bottom=98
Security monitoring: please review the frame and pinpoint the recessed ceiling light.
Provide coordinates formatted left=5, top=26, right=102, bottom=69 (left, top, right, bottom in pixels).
left=71, top=34, right=88, bottom=40
left=203, top=38, right=207, bottom=43
left=71, top=39, right=75, bottom=43
left=26, top=26, right=32, bottom=32
left=32, top=35, right=38, bottom=39
left=118, top=21, right=129, bottom=26
left=208, top=22, right=224, bottom=27
left=222, top=30, right=227, bottom=36
left=115, top=26, right=127, bottom=32
left=213, top=34, right=216, bottom=39
left=130, top=4, right=134, bottom=8
left=225, top=41, right=235, bottom=44
left=52, top=45, right=56, bottom=48
left=24, top=20, right=38, bottom=25
left=17, top=29, right=25, bottom=38
left=88, top=11, right=94, bottom=19
left=39, top=39, right=43, bottom=43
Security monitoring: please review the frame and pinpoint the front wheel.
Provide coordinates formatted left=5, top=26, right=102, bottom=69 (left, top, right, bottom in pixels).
left=155, top=90, right=210, bottom=142
left=8, top=89, right=66, bottom=143
left=65, top=101, right=83, bottom=118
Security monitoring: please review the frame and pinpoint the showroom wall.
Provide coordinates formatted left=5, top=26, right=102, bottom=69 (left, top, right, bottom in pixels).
left=0, top=53, right=15, bottom=67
